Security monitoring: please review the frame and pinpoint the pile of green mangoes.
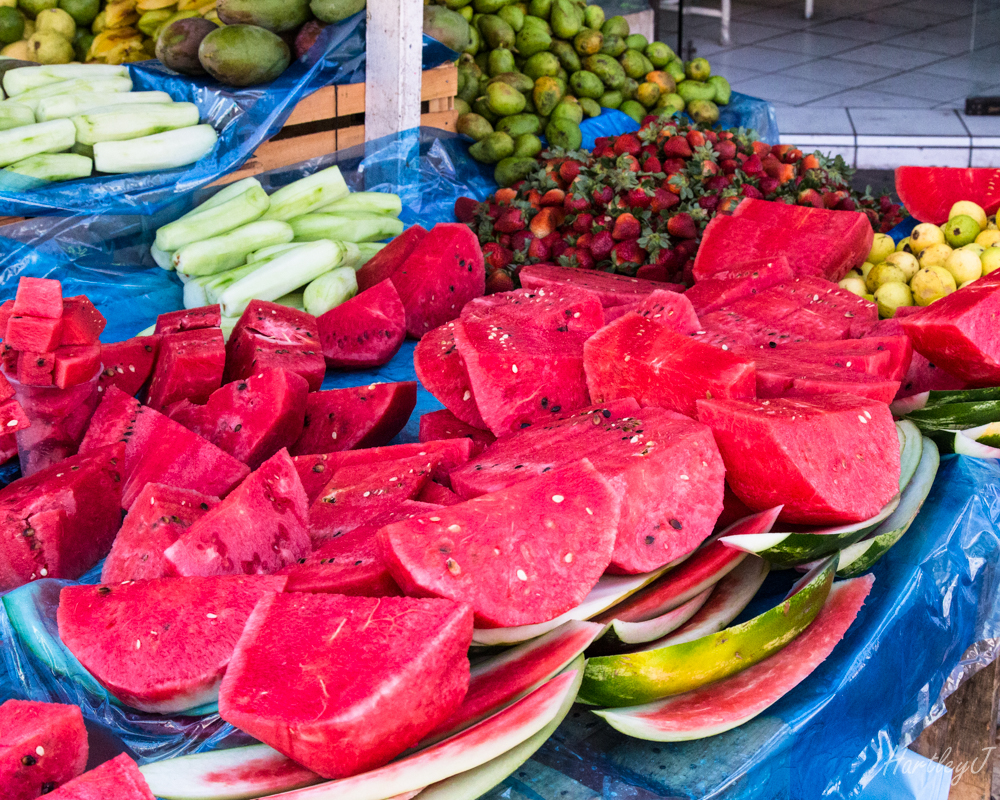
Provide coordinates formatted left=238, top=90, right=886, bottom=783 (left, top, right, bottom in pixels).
left=425, top=0, right=731, bottom=169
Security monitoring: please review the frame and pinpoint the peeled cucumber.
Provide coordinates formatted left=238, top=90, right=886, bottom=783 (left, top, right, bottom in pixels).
left=262, top=165, right=350, bottom=222
left=303, top=266, right=358, bottom=316
left=5, top=153, right=92, bottom=181
left=290, top=212, right=404, bottom=243
left=0, top=103, right=35, bottom=132
left=36, top=91, right=174, bottom=121
left=319, top=191, right=402, bottom=217
left=3, top=65, right=130, bottom=97
left=94, top=124, right=218, bottom=175
left=156, top=182, right=269, bottom=252
left=172, top=220, right=295, bottom=277
left=72, top=103, right=201, bottom=146
left=0, top=119, right=75, bottom=168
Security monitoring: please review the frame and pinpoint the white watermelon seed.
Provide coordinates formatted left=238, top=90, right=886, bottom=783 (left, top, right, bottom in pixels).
left=624, top=355, right=630, bottom=361
left=448, top=524, right=461, bottom=533
left=5, top=420, right=15, bottom=427
left=586, top=507, right=593, bottom=515
left=722, top=344, right=729, bottom=351
left=516, top=569, right=528, bottom=581
left=128, top=365, right=135, bottom=372
left=846, top=361, right=852, bottom=367
left=564, top=553, right=573, bottom=563
left=573, top=312, right=580, bottom=318
left=446, top=558, right=461, bottom=575
left=363, top=491, right=371, bottom=497
left=39, top=568, right=47, bottom=576
left=207, top=613, right=217, bottom=619
left=858, top=415, right=868, bottom=424
left=463, top=391, right=471, bottom=401
left=864, top=410, right=872, bottom=419
left=630, top=436, right=639, bottom=443
left=136, top=640, right=141, bottom=650
left=429, top=516, right=441, bottom=521
left=494, top=547, right=501, bottom=556
left=511, top=365, right=518, bottom=373
left=680, top=475, right=689, bottom=480
left=552, top=495, right=564, bottom=503
left=331, top=431, right=337, bottom=439
left=36, top=746, right=44, bottom=756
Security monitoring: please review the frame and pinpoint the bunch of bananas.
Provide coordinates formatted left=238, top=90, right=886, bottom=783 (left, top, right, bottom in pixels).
left=92, top=0, right=219, bottom=63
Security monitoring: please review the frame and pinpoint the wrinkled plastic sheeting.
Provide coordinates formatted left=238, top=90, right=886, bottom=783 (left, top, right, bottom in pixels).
left=0, top=16, right=457, bottom=218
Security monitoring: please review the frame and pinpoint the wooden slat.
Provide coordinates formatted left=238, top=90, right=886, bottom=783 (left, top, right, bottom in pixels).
left=210, top=129, right=337, bottom=186
left=0, top=216, right=24, bottom=227
left=337, top=81, right=367, bottom=117
left=335, top=63, right=458, bottom=118
left=421, top=109, right=459, bottom=132
left=284, top=86, right=337, bottom=126
left=335, top=125, right=366, bottom=151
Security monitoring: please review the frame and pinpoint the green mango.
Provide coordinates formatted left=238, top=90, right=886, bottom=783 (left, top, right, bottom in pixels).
left=475, top=51, right=490, bottom=73
left=486, top=81, right=527, bottom=115
left=550, top=38, right=580, bottom=71
left=198, top=25, right=290, bottom=87
left=532, top=75, right=563, bottom=116
left=218, top=0, right=310, bottom=32
left=457, top=70, right=479, bottom=103
left=676, top=79, right=714, bottom=103
left=686, top=56, right=711, bottom=81
left=496, top=112, right=541, bottom=136
left=625, top=33, right=647, bottom=50
left=549, top=0, right=579, bottom=39
left=579, top=96, right=601, bottom=117
left=460, top=2, right=474, bottom=16
left=620, top=76, right=638, bottom=100
left=423, top=5, right=472, bottom=51
left=665, top=58, right=686, bottom=83
left=583, top=53, right=625, bottom=89
left=618, top=99, right=645, bottom=123
left=459, top=53, right=483, bottom=78
left=488, top=71, right=534, bottom=92
left=687, top=98, right=719, bottom=124
left=522, top=92, right=537, bottom=113
left=515, top=24, right=551, bottom=56
left=456, top=112, right=494, bottom=141
left=527, top=0, right=550, bottom=18
left=707, top=74, right=731, bottom=105
left=463, top=23, right=480, bottom=53
left=478, top=14, right=515, bottom=48
left=523, top=51, right=560, bottom=79
left=512, top=133, right=542, bottom=158
left=598, top=89, right=621, bottom=108
left=551, top=96, right=583, bottom=124
left=497, top=4, right=523, bottom=30
left=455, top=97, right=472, bottom=115
left=487, top=47, right=515, bottom=76
left=569, top=69, right=603, bottom=99
left=644, top=40, right=674, bottom=68
left=601, top=14, right=628, bottom=37
left=473, top=96, right=499, bottom=123
left=599, top=34, right=626, bottom=57
left=473, top=0, right=510, bottom=13
left=494, top=156, right=537, bottom=187
left=555, top=67, right=569, bottom=83
left=469, top=131, right=515, bottom=163
left=657, top=92, right=684, bottom=114
left=583, top=3, right=603, bottom=28
left=573, top=27, right=602, bottom=55
left=545, top=118, right=582, bottom=150
left=520, top=13, right=550, bottom=33
left=619, top=48, right=649, bottom=79
left=446, top=0, right=474, bottom=10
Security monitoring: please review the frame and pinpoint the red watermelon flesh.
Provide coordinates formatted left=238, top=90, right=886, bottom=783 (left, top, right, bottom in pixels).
left=52, top=345, right=100, bottom=389
left=0, top=432, right=17, bottom=465
left=165, top=449, right=310, bottom=577
left=684, top=256, right=794, bottom=315
left=0, top=398, right=29, bottom=434
left=390, top=223, right=486, bottom=338
left=585, top=312, right=756, bottom=418
left=101, top=483, right=220, bottom=584
left=419, top=409, right=496, bottom=457
left=218, top=592, right=473, bottom=780
left=0, top=443, right=124, bottom=591
left=463, top=286, right=605, bottom=334
left=98, top=336, right=160, bottom=398
left=379, top=460, right=619, bottom=627
left=696, top=393, right=899, bottom=525
left=414, top=321, right=486, bottom=429
left=895, top=166, right=1000, bottom=223
left=898, top=273, right=1000, bottom=385
left=176, top=369, right=308, bottom=470
left=145, top=328, right=226, bottom=411
left=289, top=381, right=417, bottom=456
left=79, top=386, right=250, bottom=509
left=0, top=371, right=13, bottom=402
left=355, top=224, right=427, bottom=293
left=417, top=481, right=462, bottom=505
left=517, top=263, right=667, bottom=307
left=60, top=296, right=105, bottom=346
left=317, top=279, right=406, bottom=369
left=224, top=300, right=324, bottom=392
left=603, top=303, right=640, bottom=324
left=58, top=575, right=287, bottom=714
left=776, top=336, right=913, bottom=381
left=16, top=350, right=55, bottom=386
left=6, top=317, right=61, bottom=354
left=693, top=312, right=807, bottom=352
left=292, top=439, right=472, bottom=502
left=280, top=523, right=405, bottom=596
left=13, top=278, right=61, bottom=319
left=452, top=402, right=723, bottom=574
left=309, top=454, right=440, bottom=543
left=154, top=305, right=222, bottom=336
left=635, top=289, right=700, bottom=335
left=0, top=700, right=87, bottom=800
left=43, top=754, right=154, bottom=800
left=752, top=353, right=900, bottom=404
left=860, top=319, right=965, bottom=398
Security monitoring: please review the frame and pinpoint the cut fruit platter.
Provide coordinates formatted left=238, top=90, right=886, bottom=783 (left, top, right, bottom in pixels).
left=0, top=114, right=999, bottom=800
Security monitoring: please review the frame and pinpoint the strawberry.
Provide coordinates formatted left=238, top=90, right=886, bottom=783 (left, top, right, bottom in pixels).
left=718, top=131, right=733, bottom=140
left=612, top=212, right=641, bottom=241
left=641, top=115, right=659, bottom=128
left=741, top=184, right=764, bottom=200
left=635, top=264, right=668, bottom=282
left=642, top=155, right=662, bottom=174
left=593, top=142, right=615, bottom=159
left=675, top=239, right=699, bottom=262
left=564, top=193, right=590, bottom=213
left=511, top=230, right=534, bottom=253
left=705, top=175, right=730, bottom=192
left=494, top=187, right=517, bottom=205
left=614, top=133, right=643, bottom=156
left=626, top=188, right=651, bottom=210
left=771, top=144, right=793, bottom=158
left=704, top=130, right=718, bottom=143
left=758, top=176, right=780, bottom=195
left=650, top=188, right=679, bottom=213
left=617, top=154, right=640, bottom=172
left=483, top=242, right=512, bottom=273
left=559, top=160, right=581, bottom=184
left=576, top=231, right=594, bottom=251
left=701, top=161, right=720, bottom=177
left=641, top=144, right=658, bottom=158
left=495, top=208, right=527, bottom=233
left=751, top=141, right=771, bottom=157
left=682, top=258, right=695, bottom=286
left=880, top=196, right=897, bottom=212
left=761, top=155, right=783, bottom=178
left=720, top=159, right=739, bottom=175
left=661, top=136, right=692, bottom=159
left=573, top=213, right=594, bottom=233
left=836, top=197, right=857, bottom=212
left=718, top=196, right=741, bottom=214
left=654, top=246, right=682, bottom=270
left=528, top=236, right=551, bottom=260
left=498, top=234, right=512, bottom=248
left=589, top=230, right=615, bottom=260
left=863, top=208, right=880, bottom=228
left=783, top=148, right=803, bottom=164
left=797, top=188, right=824, bottom=208
left=662, top=157, right=686, bottom=175
left=550, top=239, right=570, bottom=260
left=541, top=188, right=566, bottom=207
left=801, top=154, right=820, bottom=171
left=667, top=212, right=697, bottom=239
left=823, top=190, right=849, bottom=209
left=714, top=140, right=737, bottom=160
left=742, top=155, right=764, bottom=175
left=486, top=201, right=502, bottom=220
left=592, top=214, right=613, bottom=231
left=574, top=248, right=596, bottom=270
left=486, top=270, right=515, bottom=295
left=454, top=196, right=479, bottom=223
left=698, top=195, right=719, bottom=212
left=612, top=240, right=646, bottom=270
left=737, top=152, right=749, bottom=163
left=592, top=185, right=614, bottom=207
left=526, top=189, right=543, bottom=208
left=686, top=130, right=705, bottom=149
left=529, top=207, right=566, bottom=238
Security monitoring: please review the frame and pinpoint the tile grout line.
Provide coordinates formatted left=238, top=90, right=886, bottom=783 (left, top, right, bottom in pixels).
left=844, top=108, right=859, bottom=168
left=953, top=110, right=973, bottom=168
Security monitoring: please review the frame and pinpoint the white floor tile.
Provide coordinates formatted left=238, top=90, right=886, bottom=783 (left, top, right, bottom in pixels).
left=806, top=89, right=933, bottom=107
left=849, top=108, right=968, bottom=135
left=774, top=106, right=855, bottom=134
left=730, top=72, right=843, bottom=104
left=855, top=146, right=971, bottom=168
left=750, top=30, right=862, bottom=56
left=971, top=149, right=1000, bottom=167
left=806, top=18, right=911, bottom=42
left=707, top=44, right=819, bottom=71
left=865, top=72, right=976, bottom=103
left=791, top=57, right=901, bottom=87
left=833, top=42, right=948, bottom=70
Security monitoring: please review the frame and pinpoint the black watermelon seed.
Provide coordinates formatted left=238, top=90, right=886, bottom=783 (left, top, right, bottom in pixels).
left=669, top=518, right=683, bottom=530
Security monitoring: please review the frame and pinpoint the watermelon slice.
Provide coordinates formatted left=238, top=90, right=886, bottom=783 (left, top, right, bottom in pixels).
left=635, top=289, right=700, bottom=334
left=0, top=700, right=88, bottom=800
left=13, top=278, right=62, bottom=319
left=317, top=280, right=406, bottom=368
left=146, top=328, right=226, bottom=411
left=585, top=312, right=756, bottom=417
left=413, top=321, right=486, bottom=429
left=752, top=352, right=901, bottom=404
left=0, top=443, right=124, bottom=591
left=683, top=256, right=794, bottom=315
left=595, top=574, right=874, bottom=740
left=43, top=753, right=155, bottom=800
left=224, top=300, right=325, bottom=392
left=356, top=224, right=427, bottom=293
left=80, top=386, right=250, bottom=509
left=171, top=368, right=309, bottom=470
left=451, top=402, right=724, bottom=574
left=895, top=166, right=1000, bottom=223
left=379, top=460, right=619, bottom=627
left=155, top=305, right=222, bottom=335
left=518, top=263, right=667, bottom=307
left=16, top=350, right=55, bottom=386
left=389, top=223, right=485, bottom=338
left=417, top=481, right=462, bottom=506
left=693, top=311, right=807, bottom=352
left=776, top=336, right=912, bottom=381
left=280, top=524, right=404, bottom=596
left=219, top=592, right=473, bottom=779
left=0, top=397, right=29, bottom=434
left=165, top=449, right=310, bottom=577
left=98, top=336, right=161, bottom=398
left=292, top=439, right=472, bottom=502
left=101, top=483, right=220, bottom=583
left=59, top=296, right=105, bottom=346
left=765, top=277, right=878, bottom=330
left=290, top=382, right=417, bottom=455
left=419, top=410, right=496, bottom=457
left=696, top=394, right=900, bottom=525
left=58, top=574, right=288, bottom=714
left=52, top=345, right=100, bottom=389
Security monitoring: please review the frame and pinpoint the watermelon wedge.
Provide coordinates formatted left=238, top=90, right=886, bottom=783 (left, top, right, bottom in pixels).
left=595, top=575, right=874, bottom=740
left=417, top=481, right=462, bottom=506
left=98, top=336, right=161, bottom=398
left=579, top=556, right=836, bottom=707
left=165, top=449, right=310, bottom=577
left=895, top=166, right=1000, bottom=223
left=419, top=409, right=496, bottom=457
left=60, top=296, right=105, bottom=346
left=146, top=327, right=226, bottom=411
left=57, top=575, right=287, bottom=714
left=356, top=225, right=427, bottom=293
left=776, top=337, right=913, bottom=382
left=379, top=460, right=619, bottom=628
left=634, top=289, right=700, bottom=335
left=6, top=317, right=62, bottom=354
left=518, top=263, right=667, bottom=307
left=595, top=589, right=712, bottom=652
left=43, top=754, right=155, bottom=800
left=683, top=256, right=794, bottom=315
left=752, top=353, right=901, bottom=404
left=290, top=382, right=417, bottom=456
left=13, top=278, right=61, bottom=319
left=317, top=280, right=406, bottom=368
left=219, top=593, right=473, bottom=780
left=0, top=700, right=88, bottom=800
left=692, top=311, right=807, bottom=352
left=155, top=306, right=223, bottom=335
left=280, top=524, right=403, bottom=596
left=414, top=321, right=486, bottom=429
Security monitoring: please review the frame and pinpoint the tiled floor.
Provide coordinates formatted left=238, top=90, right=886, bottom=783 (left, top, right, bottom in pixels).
left=655, top=0, right=1000, bottom=166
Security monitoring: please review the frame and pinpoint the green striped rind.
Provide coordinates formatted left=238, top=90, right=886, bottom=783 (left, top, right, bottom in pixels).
left=577, top=557, right=836, bottom=708
left=836, top=438, right=940, bottom=577
left=892, top=387, right=1000, bottom=417
left=600, top=588, right=712, bottom=651
left=897, top=420, right=923, bottom=491
left=904, top=400, right=1000, bottom=432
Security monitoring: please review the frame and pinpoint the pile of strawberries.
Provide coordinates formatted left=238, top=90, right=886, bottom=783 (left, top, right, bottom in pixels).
left=455, top=116, right=905, bottom=293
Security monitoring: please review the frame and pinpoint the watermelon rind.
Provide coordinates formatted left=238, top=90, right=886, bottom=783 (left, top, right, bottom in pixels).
left=954, top=422, right=1000, bottom=459
left=903, top=399, right=1000, bottom=433
left=836, top=438, right=940, bottom=578
left=471, top=566, right=671, bottom=647
left=577, top=556, right=836, bottom=707
left=415, top=655, right=584, bottom=800
left=897, top=421, right=924, bottom=491
left=140, top=745, right=324, bottom=800
left=637, top=556, right=770, bottom=652
left=605, top=587, right=712, bottom=648
left=891, top=387, right=1000, bottom=417
left=256, top=667, right=583, bottom=800
left=592, top=576, right=873, bottom=741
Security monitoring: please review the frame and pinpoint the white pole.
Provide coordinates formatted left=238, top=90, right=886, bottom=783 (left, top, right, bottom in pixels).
left=365, top=0, right=423, bottom=141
